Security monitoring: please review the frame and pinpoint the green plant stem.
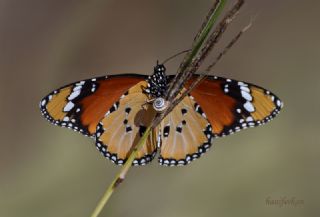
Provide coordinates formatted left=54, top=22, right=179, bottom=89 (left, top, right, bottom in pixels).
left=172, top=21, right=252, bottom=109
left=180, top=0, right=227, bottom=74
left=90, top=127, right=152, bottom=217
left=166, top=0, right=227, bottom=101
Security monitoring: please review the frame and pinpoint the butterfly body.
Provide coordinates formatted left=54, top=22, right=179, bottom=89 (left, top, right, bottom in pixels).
left=40, top=63, right=283, bottom=166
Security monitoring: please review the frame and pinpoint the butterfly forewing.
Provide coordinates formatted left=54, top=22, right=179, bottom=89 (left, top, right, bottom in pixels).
left=187, top=75, right=283, bottom=137
left=40, top=75, right=146, bottom=136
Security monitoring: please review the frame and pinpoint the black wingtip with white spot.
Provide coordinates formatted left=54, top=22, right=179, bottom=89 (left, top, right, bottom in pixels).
left=212, top=76, right=284, bottom=137
left=39, top=74, right=148, bottom=138
left=39, top=79, right=100, bottom=137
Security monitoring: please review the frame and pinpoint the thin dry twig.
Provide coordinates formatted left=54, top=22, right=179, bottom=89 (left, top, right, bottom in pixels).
left=166, top=0, right=225, bottom=101
left=170, top=22, right=253, bottom=109
left=190, top=0, right=244, bottom=73
left=152, top=0, right=244, bottom=128
left=168, top=0, right=244, bottom=100
left=161, top=49, right=191, bottom=65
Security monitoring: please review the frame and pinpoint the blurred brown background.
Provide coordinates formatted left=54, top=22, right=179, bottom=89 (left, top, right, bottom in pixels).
left=1, top=0, right=319, bottom=216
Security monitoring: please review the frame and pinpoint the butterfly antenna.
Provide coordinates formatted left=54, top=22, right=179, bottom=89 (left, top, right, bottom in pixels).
left=161, top=49, right=191, bottom=65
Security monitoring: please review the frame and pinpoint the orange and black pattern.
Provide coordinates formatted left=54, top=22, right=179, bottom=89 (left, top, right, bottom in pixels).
left=40, top=74, right=146, bottom=137
left=187, top=75, right=283, bottom=137
left=95, top=81, right=158, bottom=165
left=156, top=90, right=213, bottom=166
left=40, top=63, right=283, bottom=166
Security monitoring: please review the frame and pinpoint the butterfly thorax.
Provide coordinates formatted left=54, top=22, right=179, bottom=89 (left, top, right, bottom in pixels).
left=144, top=64, right=169, bottom=112
left=145, top=64, right=168, bottom=98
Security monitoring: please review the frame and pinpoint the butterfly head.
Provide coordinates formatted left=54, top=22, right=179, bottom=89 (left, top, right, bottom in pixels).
left=145, top=63, right=168, bottom=98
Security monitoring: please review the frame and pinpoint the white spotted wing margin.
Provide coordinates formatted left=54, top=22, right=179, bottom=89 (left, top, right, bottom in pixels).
left=94, top=81, right=158, bottom=166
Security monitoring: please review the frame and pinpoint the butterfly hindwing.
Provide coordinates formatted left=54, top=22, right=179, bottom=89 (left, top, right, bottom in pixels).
left=95, top=81, right=158, bottom=165
left=40, top=74, right=146, bottom=137
left=156, top=91, right=214, bottom=166
left=187, top=75, right=283, bottom=137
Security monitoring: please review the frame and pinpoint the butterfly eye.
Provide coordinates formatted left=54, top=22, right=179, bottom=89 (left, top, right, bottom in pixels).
left=153, top=97, right=168, bottom=112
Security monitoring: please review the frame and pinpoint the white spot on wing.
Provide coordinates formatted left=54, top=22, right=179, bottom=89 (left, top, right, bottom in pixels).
left=73, top=85, right=82, bottom=91
left=68, top=90, right=81, bottom=100
left=63, top=101, right=75, bottom=112
left=244, top=101, right=255, bottom=112
left=271, top=95, right=275, bottom=101
left=276, top=99, right=282, bottom=107
left=238, top=81, right=248, bottom=86
left=246, top=116, right=253, bottom=122
left=63, top=116, right=70, bottom=121
left=76, top=81, right=85, bottom=86
left=241, top=90, right=253, bottom=101
left=41, top=99, right=46, bottom=106
left=240, top=86, right=250, bottom=93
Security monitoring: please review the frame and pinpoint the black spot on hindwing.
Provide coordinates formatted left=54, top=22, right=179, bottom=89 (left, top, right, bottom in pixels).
left=139, top=125, right=147, bottom=137
left=163, top=125, right=170, bottom=137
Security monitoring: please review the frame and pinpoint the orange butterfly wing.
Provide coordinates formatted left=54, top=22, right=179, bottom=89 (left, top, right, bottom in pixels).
left=156, top=90, right=213, bottom=166
left=95, top=81, right=158, bottom=165
left=40, top=75, right=146, bottom=136
left=186, top=75, right=283, bottom=137
left=155, top=75, right=282, bottom=166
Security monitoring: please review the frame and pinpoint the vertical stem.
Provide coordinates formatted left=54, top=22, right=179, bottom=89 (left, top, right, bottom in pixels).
left=90, top=127, right=152, bottom=217
left=166, top=0, right=227, bottom=100
left=179, top=0, right=227, bottom=74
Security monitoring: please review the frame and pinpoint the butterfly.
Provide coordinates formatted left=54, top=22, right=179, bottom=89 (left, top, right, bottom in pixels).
left=40, top=63, right=283, bottom=166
